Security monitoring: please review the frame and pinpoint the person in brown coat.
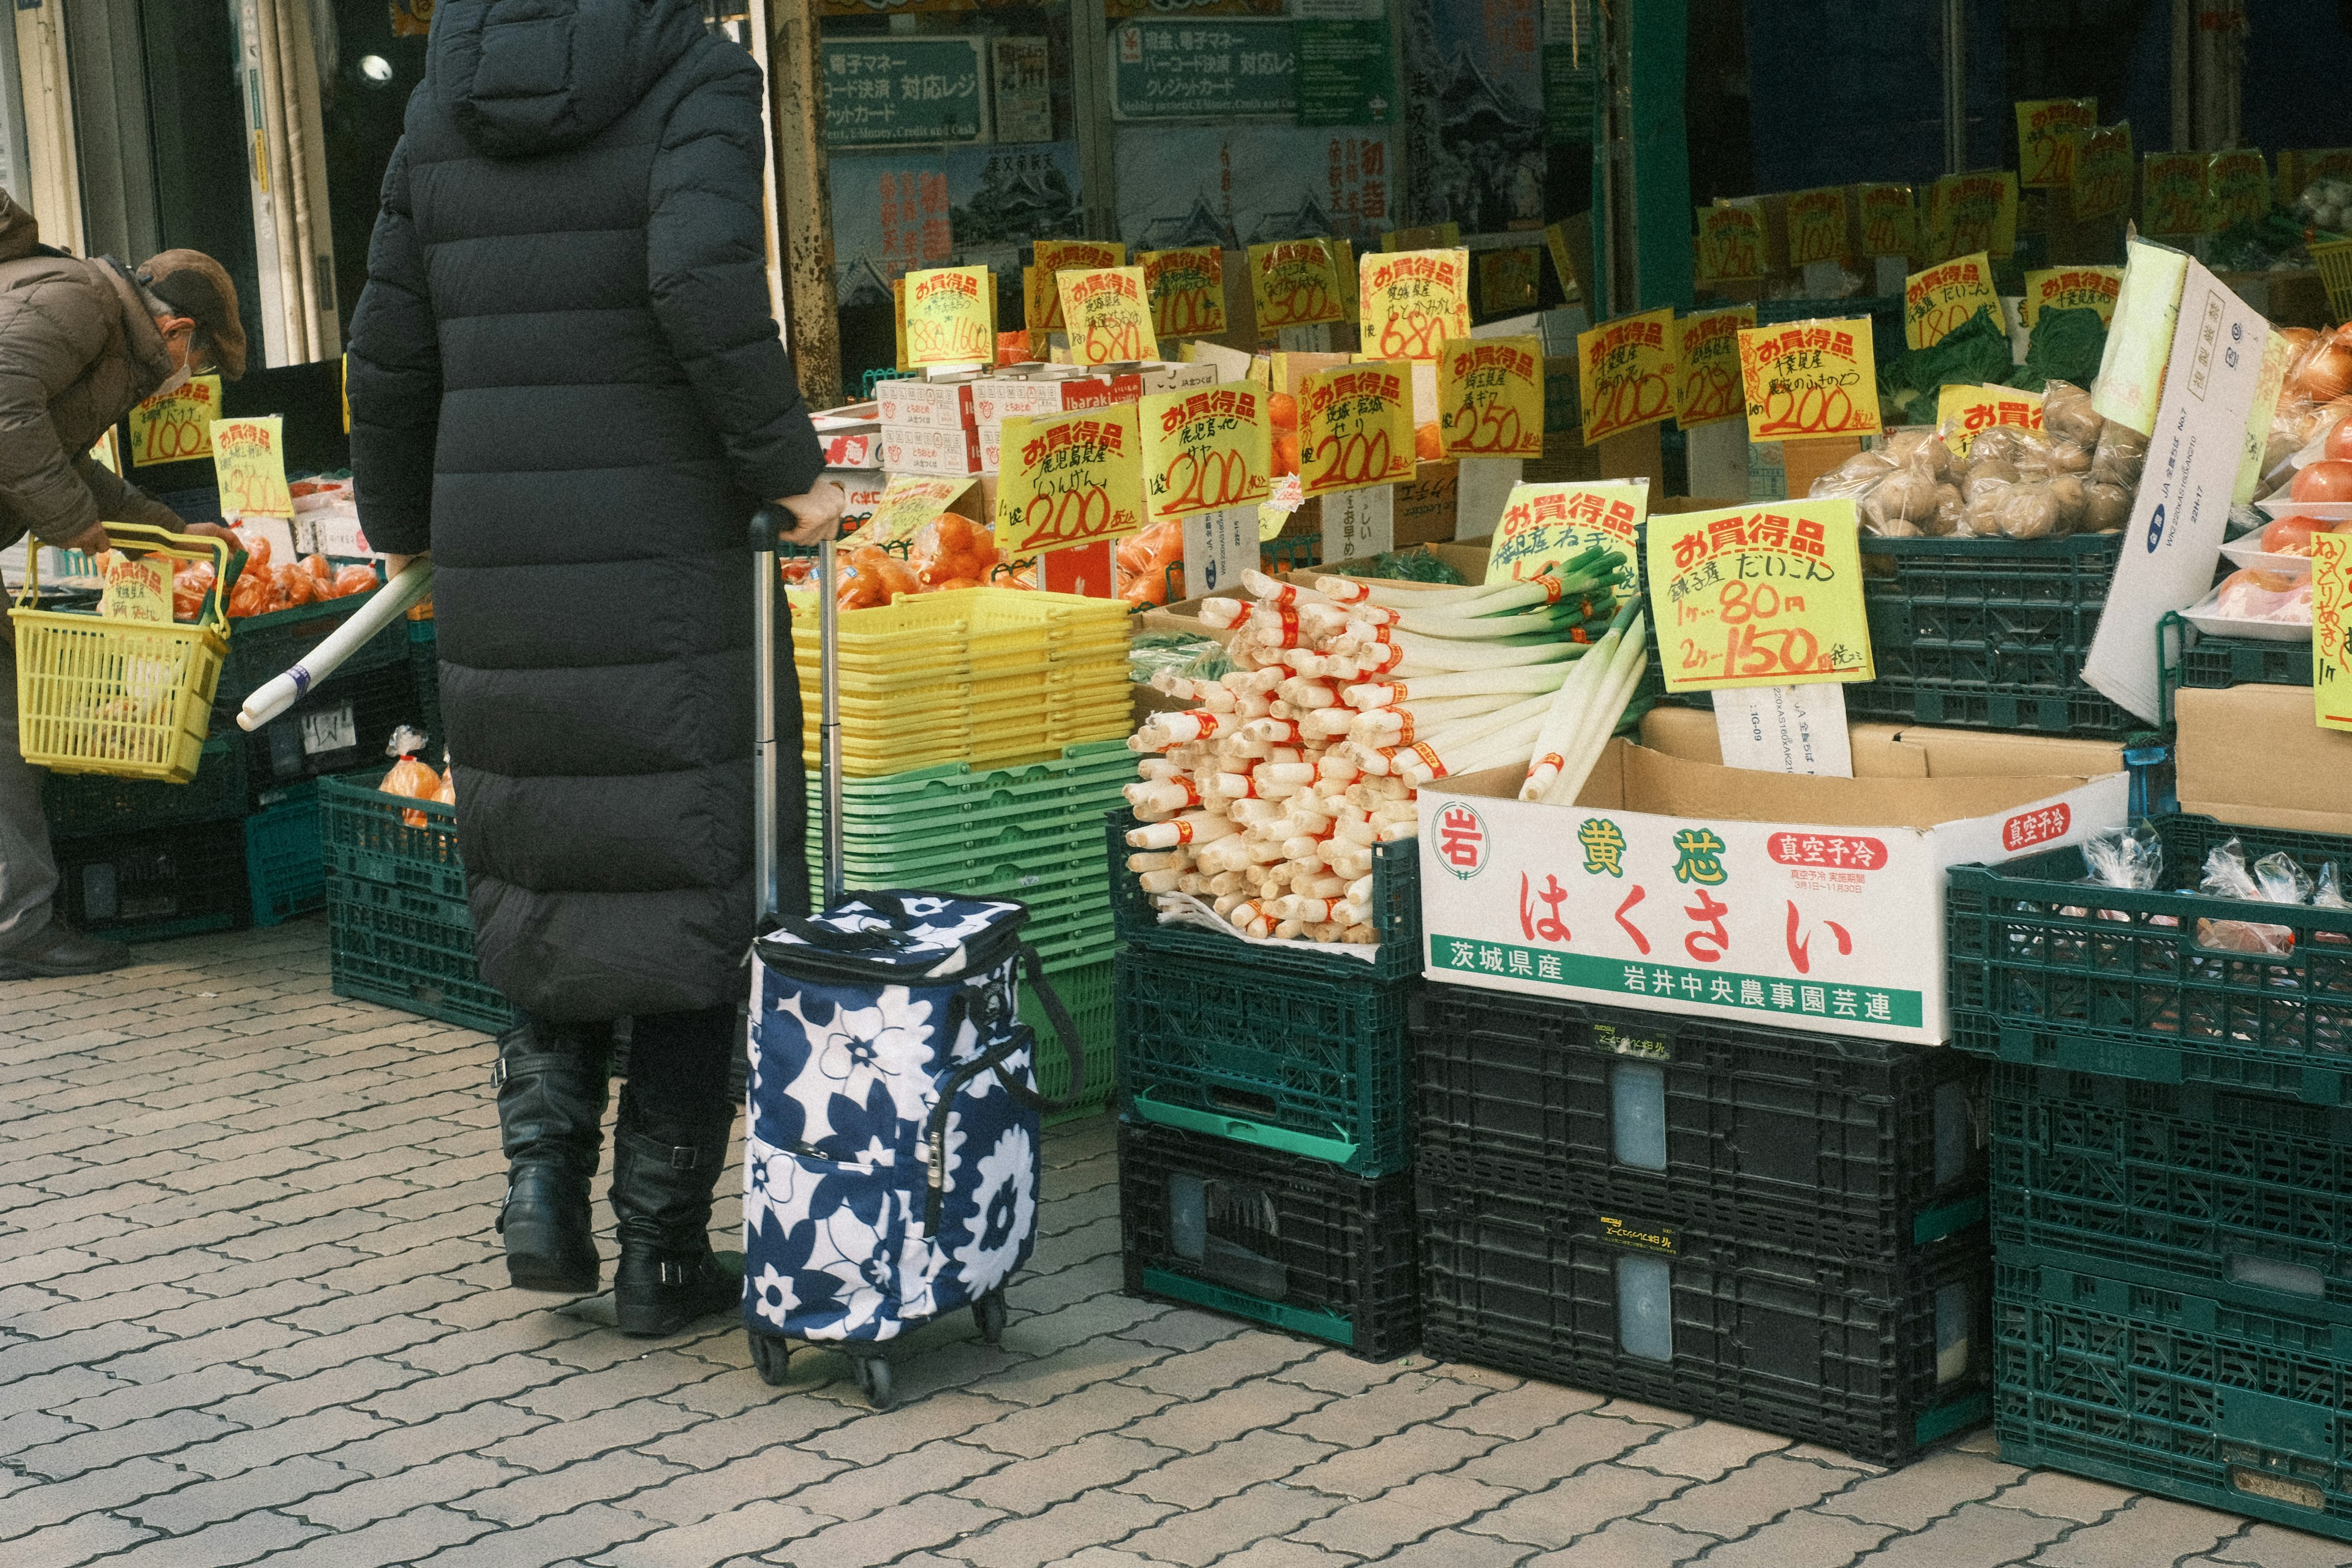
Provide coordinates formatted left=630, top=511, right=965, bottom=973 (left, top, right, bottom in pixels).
left=0, top=188, right=247, bottom=979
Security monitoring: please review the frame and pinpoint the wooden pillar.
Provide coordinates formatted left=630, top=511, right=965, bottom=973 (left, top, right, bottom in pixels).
left=769, top=0, right=844, bottom=409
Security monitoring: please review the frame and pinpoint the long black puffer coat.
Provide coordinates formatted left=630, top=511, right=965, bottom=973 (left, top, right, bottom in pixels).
left=347, top=0, right=824, bottom=1021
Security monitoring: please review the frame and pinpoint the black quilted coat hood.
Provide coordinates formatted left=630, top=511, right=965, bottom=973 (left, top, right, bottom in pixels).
left=345, top=0, right=824, bottom=1020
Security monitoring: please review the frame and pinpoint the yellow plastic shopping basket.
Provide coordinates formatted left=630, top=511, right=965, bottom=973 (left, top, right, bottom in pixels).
left=9, top=521, right=232, bottom=782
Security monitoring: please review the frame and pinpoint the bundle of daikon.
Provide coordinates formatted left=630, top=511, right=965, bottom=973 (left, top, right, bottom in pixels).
left=1120, top=546, right=1634, bottom=945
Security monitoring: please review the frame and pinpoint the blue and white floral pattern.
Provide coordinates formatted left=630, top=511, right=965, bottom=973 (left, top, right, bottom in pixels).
left=743, top=896, right=1044, bottom=1344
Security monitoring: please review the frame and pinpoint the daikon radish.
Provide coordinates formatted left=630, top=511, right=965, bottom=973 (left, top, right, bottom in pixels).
left=1127, top=812, right=1238, bottom=850
left=1344, top=660, right=1575, bottom=709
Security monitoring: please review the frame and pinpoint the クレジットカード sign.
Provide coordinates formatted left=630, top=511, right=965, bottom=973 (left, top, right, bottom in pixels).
left=1577, top=307, right=1677, bottom=445
left=903, top=265, right=995, bottom=366
left=1485, top=480, right=1646, bottom=590
left=1297, top=361, right=1415, bottom=498
left=1437, top=336, right=1545, bottom=459
left=1357, top=248, right=1472, bottom=361
left=820, top=39, right=987, bottom=148
left=1904, top=252, right=1999, bottom=349
left=1676, top=307, right=1752, bottom=430
left=1058, top=266, right=1158, bottom=366
left=1140, top=246, right=1227, bottom=339
left=1645, top=499, right=1874, bottom=694
left=1247, top=239, right=1346, bottom=332
left=1140, top=382, right=1273, bottom=523
left=1736, top=318, right=1882, bottom=443
left=211, top=416, right=295, bottom=518
left=995, top=404, right=1148, bottom=557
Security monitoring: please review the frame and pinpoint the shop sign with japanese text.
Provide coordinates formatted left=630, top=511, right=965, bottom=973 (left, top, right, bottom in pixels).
left=1645, top=499, right=1872, bottom=692
left=994, top=404, right=1147, bottom=555
left=1676, top=307, right=1751, bottom=430
left=2210, top=148, right=2271, bottom=228
left=129, top=375, right=222, bottom=467
left=1904, top=252, right=1999, bottom=349
left=1024, top=239, right=1125, bottom=330
left=1357, top=248, right=1471, bottom=361
left=1485, top=481, right=1646, bottom=589
left=1855, top=184, right=1917, bottom=258
left=1784, top=187, right=1849, bottom=266
left=2143, top=153, right=2214, bottom=235
left=1140, top=382, right=1272, bottom=522
left=860, top=475, right=974, bottom=548
left=2070, top=124, right=2134, bottom=221
left=820, top=39, right=986, bottom=147
left=1297, top=361, right=1414, bottom=497
left=211, top=417, right=294, bottom=517
left=1577, top=307, right=1676, bottom=445
left=1936, top=384, right=2043, bottom=458
left=1927, top=171, right=2018, bottom=260
left=1140, top=246, right=1227, bottom=338
left=1437, top=336, right=1545, bottom=458
left=2317, top=534, right=2352, bottom=733
left=1736, top=318, right=1881, bottom=442
left=1692, top=205, right=1765, bottom=284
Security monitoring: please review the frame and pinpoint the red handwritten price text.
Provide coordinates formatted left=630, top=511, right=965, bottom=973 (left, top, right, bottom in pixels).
left=1740, top=323, right=1873, bottom=439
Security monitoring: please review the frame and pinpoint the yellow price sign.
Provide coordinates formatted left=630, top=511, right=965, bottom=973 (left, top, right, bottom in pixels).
left=2070, top=124, right=2134, bottom=221
left=1927, top=171, right=2019, bottom=260
left=1478, top=248, right=1540, bottom=316
left=1784, top=187, right=1850, bottom=266
left=1140, top=382, right=1272, bottom=523
left=993, top=404, right=1147, bottom=557
left=1934, top=383, right=2043, bottom=459
left=1025, top=239, right=1126, bottom=330
left=891, top=277, right=911, bottom=372
left=1436, top=336, right=1545, bottom=459
left=2210, top=149, right=2271, bottom=228
left=1140, top=246, right=1227, bottom=339
left=1542, top=219, right=1585, bottom=301
left=211, top=415, right=295, bottom=518
left=2016, top=98, right=2098, bottom=189
left=97, top=554, right=171, bottom=624
left=1297, top=361, right=1414, bottom=499
left=903, top=265, right=995, bottom=367
left=1577, top=307, right=1678, bottom=445
left=128, top=374, right=222, bottom=467
left=1904, top=252, right=2000, bottom=349
left=1246, top=239, right=1346, bottom=332
left=1357, top=248, right=1472, bottom=361
left=2021, top=266, right=2124, bottom=328
left=1676, top=307, right=1752, bottom=431
left=1645, top=499, right=1874, bottom=695
left=1485, top=481, right=1647, bottom=589
left=2143, top=153, right=2214, bottom=235
left=860, top=476, right=975, bottom=548
left=1058, top=266, right=1158, bottom=366
left=1692, top=205, right=1765, bottom=284
left=1855, top=184, right=1917, bottom=258
left=1737, top=318, right=1882, bottom=443
left=2316, top=534, right=2352, bottom=732
left=1326, top=239, right=1359, bottom=325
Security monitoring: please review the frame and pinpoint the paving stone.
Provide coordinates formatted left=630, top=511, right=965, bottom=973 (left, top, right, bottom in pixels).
left=402, top=1501, right=663, bottom=1568
left=984, top=1333, right=1179, bottom=1407
left=1281, top=1371, right=1481, bottom=1448
left=1638, top=1453, right=1861, bottom=1537
left=165, top=1406, right=390, bottom=1481
left=2208, top=1523, right=2352, bottom=1568
left=1117, top=1428, right=1338, bottom=1509
left=1815, top=1449, right=2020, bottom=1531
left=1118, top=1330, right=1312, bottom=1401
left=956, top=1433, right=1170, bottom=1515
left=1440, top=1380, right=1607, bottom=1439
left=2027, top=1496, right=2242, bottom=1567
left=954, top=1485, right=1180, bottom=1567
left=285, top=1454, right=522, bottom=1529
left=327, top=1400, right=554, bottom=1480
left=242, top=1504, right=494, bottom=1568
left=458, top=1447, right=685, bottom=1525
left=1984, top=1470, right=2136, bottom=1526
left=1860, top=1499, right=2068, bottom=1568
left=1123, top=1376, right=1332, bottom=1455
left=766, top=1493, right=1003, bottom=1568
left=801, top=1390, right=1019, bottom=1464
left=1464, top=1463, right=1689, bottom=1550
left=11, top=1406, right=239, bottom=1479
left=620, top=1446, right=850, bottom=1528
left=790, top=1437, right=1016, bottom=1523
left=0, top=1456, right=186, bottom=1542
left=1206, top=1542, right=1362, bottom=1568
left=1286, top=1420, right=1502, bottom=1499
left=959, top=1380, right=1175, bottom=1459
left=1291, top=1472, right=1517, bottom=1559
left=477, top=1395, right=698, bottom=1472
left=1120, top=1479, right=1348, bottom=1567
left=1623, top=1419, right=1792, bottom=1480
left=88, top=1507, right=322, bottom=1567
left=1691, top=1507, right=1899, bottom=1568
left=118, top=1455, right=355, bottom=1532
left=1359, top=1525, right=1534, bottom=1567
left=1270, top=1349, right=1415, bottom=1397
left=1457, top=1412, right=1678, bottom=1492
left=601, top=1503, right=837, bottom=1568
left=6, top=1508, right=157, bottom=1568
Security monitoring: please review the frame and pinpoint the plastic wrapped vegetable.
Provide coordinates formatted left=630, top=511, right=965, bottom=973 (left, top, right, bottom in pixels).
left=379, top=725, right=440, bottom=830
left=2212, top=568, right=2314, bottom=625
left=2195, top=836, right=2302, bottom=956
left=172, top=561, right=214, bottom=622
left=911, top=513, right=999, bottom=591
left=330, top=563, right=382, bottom=598
left=1117, top=519, right=1185, bottom=607
left=836, top=545, right=918, bottom=609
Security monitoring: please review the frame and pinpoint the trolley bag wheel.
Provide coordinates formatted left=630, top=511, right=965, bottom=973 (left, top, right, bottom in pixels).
left=973, top=1288, right=1008, bottom=1347
left=851, top=1353, right=895, bottom=1411
left=748, top=1330, right=793, bottom=1388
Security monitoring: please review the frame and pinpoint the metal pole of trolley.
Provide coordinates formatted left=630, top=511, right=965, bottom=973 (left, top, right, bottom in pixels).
left=819, top=533, right=843, bottom=908
left=753, top=508, right=780, bottom=926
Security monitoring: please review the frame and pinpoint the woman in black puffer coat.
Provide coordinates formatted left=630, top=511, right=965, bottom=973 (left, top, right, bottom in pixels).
left=346, top=0, right=842, bottom=1335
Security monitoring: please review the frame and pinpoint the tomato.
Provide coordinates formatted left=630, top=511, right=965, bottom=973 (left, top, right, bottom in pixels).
left=2291, top=459, right=2352, bottom=503
left=2326, top=418, right=2352, bottom=462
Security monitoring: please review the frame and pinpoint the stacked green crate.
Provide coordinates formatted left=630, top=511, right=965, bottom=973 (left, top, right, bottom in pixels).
left=805, top=741, right=1131, bottom=1120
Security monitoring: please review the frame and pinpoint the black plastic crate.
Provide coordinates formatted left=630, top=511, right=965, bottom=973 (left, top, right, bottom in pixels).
left=42, top=730, right=249, bottom=836
left=1415, top=1152, right=1991, bottom=1466
left=1991, top=1063, right=2352, bottom=1324
left=1947, top=813, right=2352, bottom=1106
left=237, top=662, right=421, bottom=797
left=1120, top=1120, right=1418, bottom=1360
left=1115, top=948, right=1411, bottom=1177
left=51, top=819, right=247, bottom=943
left=1413, top=984, right=1988, bottom=1251
left=2180, top=634, right=2312, bottom=692
left=1842, top=676, right=2138, bottom=738
left=1106, top=811, right=1421, bottom=986
left=1995, top=1257, right=2352, bottom=1541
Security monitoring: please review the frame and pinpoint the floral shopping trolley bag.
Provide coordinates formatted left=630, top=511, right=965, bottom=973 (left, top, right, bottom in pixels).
left=744, top=892, right=1083, bottom=1344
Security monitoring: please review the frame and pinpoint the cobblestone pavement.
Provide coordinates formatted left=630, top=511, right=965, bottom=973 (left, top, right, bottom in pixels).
left=4, top=922, right=2348, bottom=1568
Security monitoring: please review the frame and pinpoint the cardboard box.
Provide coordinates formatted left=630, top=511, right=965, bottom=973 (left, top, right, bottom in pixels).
left=1417, top=717, right=2127, bottom=1044
left=875, top=378, right=980, bottom=429
left=815, top=423, right=880, bottom=468
left=2176, top=684, right=2352, bottom=836
left=1773, top=436, right=1864, bottom=502
left=880, top=424, right=986, bottom=477
left=825, top=467, right=886, bottom=535
left=1308, top=541, right=1492, bottom=584
left=1395, top=462, right=1458, bottom=548
left=1639, top=704, right=2127, bottom=780
left=971, top=374, right=1140, bottom=425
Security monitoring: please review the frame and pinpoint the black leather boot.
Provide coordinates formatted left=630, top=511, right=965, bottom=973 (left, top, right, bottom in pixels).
left=610, top=1083, right=742, bottom=1336
left=493, top=1020, right=611, bottom=1294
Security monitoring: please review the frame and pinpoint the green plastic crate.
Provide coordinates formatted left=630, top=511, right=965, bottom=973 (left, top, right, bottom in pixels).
left=1996, top=1257, right=2352, bottom=1541
left=328, top=873, right=514, bottom=1035
left=1025, top=957, right=1115, bottom=1123
left=214, top=585, right=409, bottom=710
left=42, top=731, right=249, bottom=837
left=1116, top=946, right=1412, bottom=1176
left=246, top=788, right=325, bottom=927
left=318, top=772, right=466, bottom=901
left=1947, top=813, right=2352, bottom=1104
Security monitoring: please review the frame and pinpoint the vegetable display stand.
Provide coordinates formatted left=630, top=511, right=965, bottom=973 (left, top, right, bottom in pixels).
left=1115, top=946, right=1412, bottom=1177
left=51, top=818, right=247, bottom=943
left=1120, top=1120, right=1419, bottom=1360
left=1995, top=1255, right=2352, bottom=1542
left=1414, top=984, right=1989, bottom=1254
left=213, top=586, right=409, bottom=713
left=1990, top=1063, right=2352, bottom=1325
left=318, top=773, right=514, bottom=1035
left=238, top=662, right=421, bottom=799
left=1415, top=1149, right=1992, bottom=1467
left=246, top=786, right=326, bottom=927
left=43, top=731, right=249, bottom=837
left=1946, top=813, right=2352, bottom=1106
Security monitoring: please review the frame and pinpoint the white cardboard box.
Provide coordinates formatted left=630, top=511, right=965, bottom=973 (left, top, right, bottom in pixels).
left=880, top=424, right=986, bottom=477
left=875, top=378, right=980, bottom=429
left=296, top=513, right=379, bottom=559
left=970, top=373, right=1140, bottom=426
left=824, top=467, right=887, bottom=534
left=1415, top=716, right=2127, bottom=1044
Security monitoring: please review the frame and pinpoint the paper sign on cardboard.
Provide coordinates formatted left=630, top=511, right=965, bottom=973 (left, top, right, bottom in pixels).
left=1927, top=172, right=2019, bottom=260
left=1319, top=484, right=1393, bottom=564
left=2091, top=239, right=2191, bottom=436
left=2016, top=98, right=2097, bottom=188
left=1935, top=384, right=2043, bottom=458
left=211, top=417, right=294, bottom=517
left=1712, top=684, right=1855, bottom=777
left=2082, top=257, right=2267, bottom=721
left=1438, top=336, right=1545, bottom=458
left=1578, top=307, right=1678, bottom=445
left=2070, top=124, right=2135, bottom=221
left=2021, top=266, right=2123, bottom=328
left=2317, top=534, right=2352, bottom=733
left=1692, top=205, right=1766, bottom=284
left=1358, top=249, right=1472, bottom=361
left=1485, top=480, right=1647, bottom=589
left=1904, top=253, right=1999, bottom=349
left=1676, top=308, right=1751, bottom=431
left=1248, top=240, right=1347, bottom=332
left=1736, top=318, right=1881, bottom=443
left=1058, top=266, right=1158, bottom=366
left=2210, top=148, right=2271, bottom=228
left=861, top=475, right=974, bottom=548
left=1140, top=382, right=1272, bottom=522
left=994, top=403, right=1147, bottom=556
left=1648, top=499, right=1874, bottom=693
left=1180, top=507, right=1258, bottom=599
left=129, top=375, right=222, bottom=467
left=1854, top=184, right=1918, bottom=258
left=2238, top=329, right=2294, bottom=507
left=2143, top=153, right=2214, bottom=235
left=1298, top=361, right=1415, bottom=497
left=1025, top=239, right=1127, bottom=330
left=1784, top=187, right=1851, bottom=266
left=1140, top=246, right=1227, bottom=339
left=97, top=553, right=170, bottom=624
left=904, top=265, right=995, bottom=367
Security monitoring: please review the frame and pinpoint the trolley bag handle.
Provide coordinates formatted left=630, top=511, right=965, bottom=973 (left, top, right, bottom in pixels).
left=769, top=889, right=916, bottom=954
left=750, top=503, right=843, bottom=929
left=992, top=943, right=1087, bottom=1114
